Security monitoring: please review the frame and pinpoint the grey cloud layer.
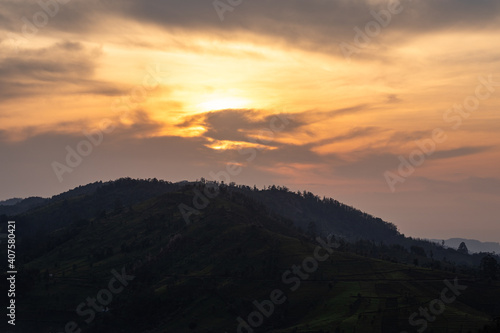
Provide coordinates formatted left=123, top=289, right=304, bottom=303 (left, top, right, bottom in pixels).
left=1, top=108, right=495, bottom=198
left=119, top=0, right=500, bottom=45
left=2, top=0, right=499, bottom=56
left=0, top=41, right=126, bottom=102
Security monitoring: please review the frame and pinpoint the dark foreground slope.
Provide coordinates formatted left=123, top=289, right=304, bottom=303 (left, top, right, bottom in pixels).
left=0, top=180, right=499, bottom=332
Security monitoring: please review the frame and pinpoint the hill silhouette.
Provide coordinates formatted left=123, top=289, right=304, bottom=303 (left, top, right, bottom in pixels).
left=0, top=178, right=499, bottom=332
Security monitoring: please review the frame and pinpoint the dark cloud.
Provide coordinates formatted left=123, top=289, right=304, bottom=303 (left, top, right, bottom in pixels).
left=0, top=110, right=214, bottom=199
left=387, top=130, right=436, bottom=144
left=430, top=146, right=492, bottom=160
left=0, top=41, right=126, bottom=101
left=177, top=109, right=301, bottom=143
left=172, top=108, right=393, bottom=180
left=3, top=0, right=499, bottom=59
left=0, top=0, right=106, bottom=35
left=305, top=126, right=383, bottom=149
left=116, top=0, right=499, bottom=58
left=0, top=110, right=165, bottom=143
left=114, top=0, right=500, bottom=49
left=55, top=40, right=84, bottom=51
left=203, top=109, right=261, bottom=142
left=386, top=94, right=402, bottom=104
left=175, top=106, right=375, bottom=153
left=304, top=105, right=371, bottom=122
left=0, top=0, right=498, bottom=242
left=306, top=145, right=494, bottom=181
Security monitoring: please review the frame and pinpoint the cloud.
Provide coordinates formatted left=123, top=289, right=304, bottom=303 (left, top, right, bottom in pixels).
left=201, top=109, right=261, bottom=142
left=177, top=109, right=300, bottom=143
left=89, top=0, right=500, bottom=56
left=386, top=130, right=432, bottom=144
left=0, top=0, right=106, bottom=34
left=0, top=41, right=126, bottom=102
left=430, top=146, right=492, bottom=160
left=0, top=109, right=164, bottom=143
left=180, top=106, right=370, bottom=142
left=386, top=94, right=402, bottom=104
left=3, top=0, right=499, bottom=59
left=0, top=0, right=498, bottom=243
left=307, top=126, right=383, bottom=149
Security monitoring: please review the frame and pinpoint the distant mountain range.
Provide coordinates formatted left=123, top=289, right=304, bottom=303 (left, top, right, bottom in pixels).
left=431, top=238, right=500, bottom=254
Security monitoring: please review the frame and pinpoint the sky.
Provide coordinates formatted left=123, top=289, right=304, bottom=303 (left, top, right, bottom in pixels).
left=0, top=0, right=499, bottom=242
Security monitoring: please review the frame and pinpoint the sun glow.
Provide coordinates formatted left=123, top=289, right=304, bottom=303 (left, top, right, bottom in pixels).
left=197, top=97, right=250, bottom=112
left=205, top=139, right=277, bottom=151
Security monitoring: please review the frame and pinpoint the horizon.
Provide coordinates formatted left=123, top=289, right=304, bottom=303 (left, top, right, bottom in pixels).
left=1, top=176, right=499, bottom=244
left=1, top=1, right=499, bottom=245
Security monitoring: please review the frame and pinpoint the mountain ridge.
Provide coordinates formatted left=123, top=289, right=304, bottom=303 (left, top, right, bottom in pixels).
left=431, top=238, right=500, bottom=254
left=1, top=178, right=499, bottom=332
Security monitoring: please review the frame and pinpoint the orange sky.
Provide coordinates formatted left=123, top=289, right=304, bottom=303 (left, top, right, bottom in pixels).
left=1, top=0, right=499, bottom=242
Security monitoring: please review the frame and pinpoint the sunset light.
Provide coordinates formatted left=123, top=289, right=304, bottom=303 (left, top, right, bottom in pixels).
left=197, top=97, right=251, bottom=112
left=2, top=1, right=500, bottom=332
left=1, top=0, right=499, bottom=249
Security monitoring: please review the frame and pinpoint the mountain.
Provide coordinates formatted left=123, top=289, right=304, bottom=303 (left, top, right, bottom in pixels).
left=431, top=238, right=500, bottom=254
left=0, top=198, right=23, bottom=206
left=0, top=196, right=47, bottom=216
left=0, top=178, right=499, bottom=333
left=233, top=186, right=400, bottom=243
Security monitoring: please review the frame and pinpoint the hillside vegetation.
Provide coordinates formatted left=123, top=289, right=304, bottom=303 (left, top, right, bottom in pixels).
left=0, top=178, right=499, bottom=332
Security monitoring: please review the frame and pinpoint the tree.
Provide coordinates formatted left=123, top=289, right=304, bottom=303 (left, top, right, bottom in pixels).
left=307, top=221, right=317, bottom=237
left=480, top=254, right=498, bottom=280
left=457, top=242, right=469, bottom=255
left=410, top=246, right=427, bottom=257
left=113, top=198, right=123, bottom=214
